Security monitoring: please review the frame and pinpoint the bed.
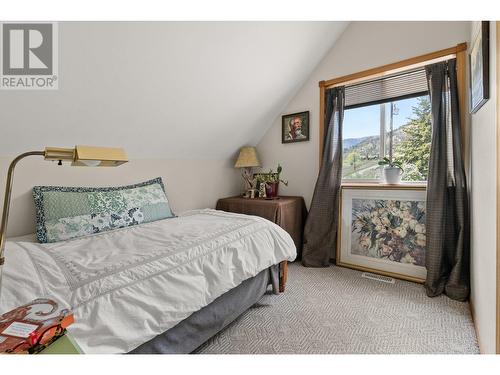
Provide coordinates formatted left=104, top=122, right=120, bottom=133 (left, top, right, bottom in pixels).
left=0, top=209, right=296, bottom=353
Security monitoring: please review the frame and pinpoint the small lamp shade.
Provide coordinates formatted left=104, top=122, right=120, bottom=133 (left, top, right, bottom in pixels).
left=43, top=145, right=128, bottom=167
left=73, top=145, right=128, bottom=167
left=234, top=147, right=260, bottom=168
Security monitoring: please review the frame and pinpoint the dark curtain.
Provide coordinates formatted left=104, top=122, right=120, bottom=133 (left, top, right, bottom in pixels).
left=424, top=59, right=470, bottom=301
left=302, top=87, right=345, bottom=267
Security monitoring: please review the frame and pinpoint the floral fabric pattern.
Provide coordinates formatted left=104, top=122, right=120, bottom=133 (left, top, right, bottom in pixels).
left=43, top=208, right=146, bottom=242
left=33, top=177, right=174, bottom=243
left=87, top=192, right=127, bottom=214
left=91, top=207, right=145, bottom=233
left=121, top=185, right=168, bottom=208
left=45, top=216, right=94, bottom=242
left=351, top=198, right=426, bottom=266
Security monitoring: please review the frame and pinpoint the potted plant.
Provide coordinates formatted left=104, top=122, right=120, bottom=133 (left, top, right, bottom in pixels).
left=378, top=157, right=404, bottom=184
left=257, top=164, right=288, bottom=198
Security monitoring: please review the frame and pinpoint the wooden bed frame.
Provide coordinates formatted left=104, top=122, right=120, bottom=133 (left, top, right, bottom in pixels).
left=279, top=261, right=288, bottom=293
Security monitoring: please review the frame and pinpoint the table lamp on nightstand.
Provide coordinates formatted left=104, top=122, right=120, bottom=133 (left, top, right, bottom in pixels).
left=234, top=146, right=261, bottom=198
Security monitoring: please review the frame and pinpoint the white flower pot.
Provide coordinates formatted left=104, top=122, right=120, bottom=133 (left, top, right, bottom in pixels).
left=382, top=166, right=402, bottom=184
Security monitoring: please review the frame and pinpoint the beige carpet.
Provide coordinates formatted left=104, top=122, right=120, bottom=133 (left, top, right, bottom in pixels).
left=196, top=262, right=479, bottom=354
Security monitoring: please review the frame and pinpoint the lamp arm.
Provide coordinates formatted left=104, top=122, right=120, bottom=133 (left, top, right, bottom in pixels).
left=0, top=151, right=45, bottom=266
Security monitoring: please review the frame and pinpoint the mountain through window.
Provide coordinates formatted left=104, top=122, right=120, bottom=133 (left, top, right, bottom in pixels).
left=342, top=94, right=431, bottom=182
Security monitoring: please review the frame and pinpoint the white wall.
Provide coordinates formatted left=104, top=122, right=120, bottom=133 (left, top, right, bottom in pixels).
left=0, top=22, right=347, bottom=159
left=256, top=21, right=470, bottom=208
left=0, top=157, right=240, bottom=237
left=470, top=21, right=497, bottom=354
left=0, top=21, right=348, bottom=237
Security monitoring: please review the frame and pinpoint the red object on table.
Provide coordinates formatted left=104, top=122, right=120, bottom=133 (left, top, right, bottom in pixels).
left=265, top=182, right=279, bottom=198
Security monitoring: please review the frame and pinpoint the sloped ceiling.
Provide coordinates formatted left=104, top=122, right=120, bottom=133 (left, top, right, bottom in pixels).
left=0, top=22, right=348, bottom=159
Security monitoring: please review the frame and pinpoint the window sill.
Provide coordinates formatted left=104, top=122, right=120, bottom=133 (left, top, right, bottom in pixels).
left=341, top=181, right=427, bottom=190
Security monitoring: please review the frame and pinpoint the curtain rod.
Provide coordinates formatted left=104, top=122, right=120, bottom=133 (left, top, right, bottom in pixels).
left=319, top=42, right=467, bottom=89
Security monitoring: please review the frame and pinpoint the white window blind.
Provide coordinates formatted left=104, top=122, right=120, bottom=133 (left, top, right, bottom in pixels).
left=344, top=68, right=428, bottom=109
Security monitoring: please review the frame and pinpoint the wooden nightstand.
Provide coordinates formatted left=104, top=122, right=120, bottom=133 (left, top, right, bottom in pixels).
left=216, top=195, right=307, bottom=292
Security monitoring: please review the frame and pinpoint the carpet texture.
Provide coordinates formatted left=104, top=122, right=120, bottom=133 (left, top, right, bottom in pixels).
left=195, top=263, right=479, bottom=354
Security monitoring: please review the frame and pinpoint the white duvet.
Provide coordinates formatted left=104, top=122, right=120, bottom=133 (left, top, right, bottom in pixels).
left=0, top=209, right=296, bottom=353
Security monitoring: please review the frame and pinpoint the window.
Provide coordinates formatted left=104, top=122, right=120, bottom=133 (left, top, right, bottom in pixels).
left=342, top=94, right=431, bottom=182
left=320, top=44, right=467, bottom=185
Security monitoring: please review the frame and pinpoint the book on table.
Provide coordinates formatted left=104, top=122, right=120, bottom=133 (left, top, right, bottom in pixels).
left=0, top=298, right=74, bottom=354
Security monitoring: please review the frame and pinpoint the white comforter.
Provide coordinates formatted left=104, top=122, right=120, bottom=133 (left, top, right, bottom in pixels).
left=0, top=209, right=296, bottom=353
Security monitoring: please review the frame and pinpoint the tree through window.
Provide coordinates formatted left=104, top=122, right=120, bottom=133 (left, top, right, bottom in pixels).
left=342, top=95, right=431, bottom=182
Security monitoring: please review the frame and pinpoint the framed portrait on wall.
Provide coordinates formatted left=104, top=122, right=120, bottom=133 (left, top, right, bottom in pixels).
left=469, top=21, right=490, bottom=114
left=282, top=111, right=309, bottom=144
left=338, top=186, right=427, bottom=283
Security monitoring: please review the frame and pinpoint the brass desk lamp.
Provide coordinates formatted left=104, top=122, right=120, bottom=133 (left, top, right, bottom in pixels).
left=0, top=145, right=128, bottom=302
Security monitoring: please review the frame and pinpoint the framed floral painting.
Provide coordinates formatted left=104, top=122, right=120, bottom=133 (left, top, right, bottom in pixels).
left=338, top=186, right=427, bottom=283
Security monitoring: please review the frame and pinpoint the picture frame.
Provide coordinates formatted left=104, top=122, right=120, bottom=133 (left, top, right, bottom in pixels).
left=469, top=21, right=490, bottom=114
left=282, top=111, right=309, bottom=144
left=337, top=185, right=427, bottom=283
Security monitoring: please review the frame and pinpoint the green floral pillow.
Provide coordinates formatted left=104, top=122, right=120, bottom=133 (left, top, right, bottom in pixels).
left=33, top=177, right=174, bottom=243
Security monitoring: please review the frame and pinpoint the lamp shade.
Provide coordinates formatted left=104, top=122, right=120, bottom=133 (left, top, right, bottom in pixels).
left=73, top=145, right=128, bottom=167
left=234, top=147, right=260, bottom=168
left=44, top=145, right=128, bottom=167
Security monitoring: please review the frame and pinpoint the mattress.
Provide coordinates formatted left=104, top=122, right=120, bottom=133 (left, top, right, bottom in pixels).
left=0, top=209, right=296, bottom=353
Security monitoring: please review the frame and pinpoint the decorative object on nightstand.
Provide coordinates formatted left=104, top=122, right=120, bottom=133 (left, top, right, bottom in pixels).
left=258, top=183, right=267, bottom=198
left=234, top=146, right=261, bottom=198
left=253, top=164, right=288, bottom=199
left=216, top=195, right=308, bottom=291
